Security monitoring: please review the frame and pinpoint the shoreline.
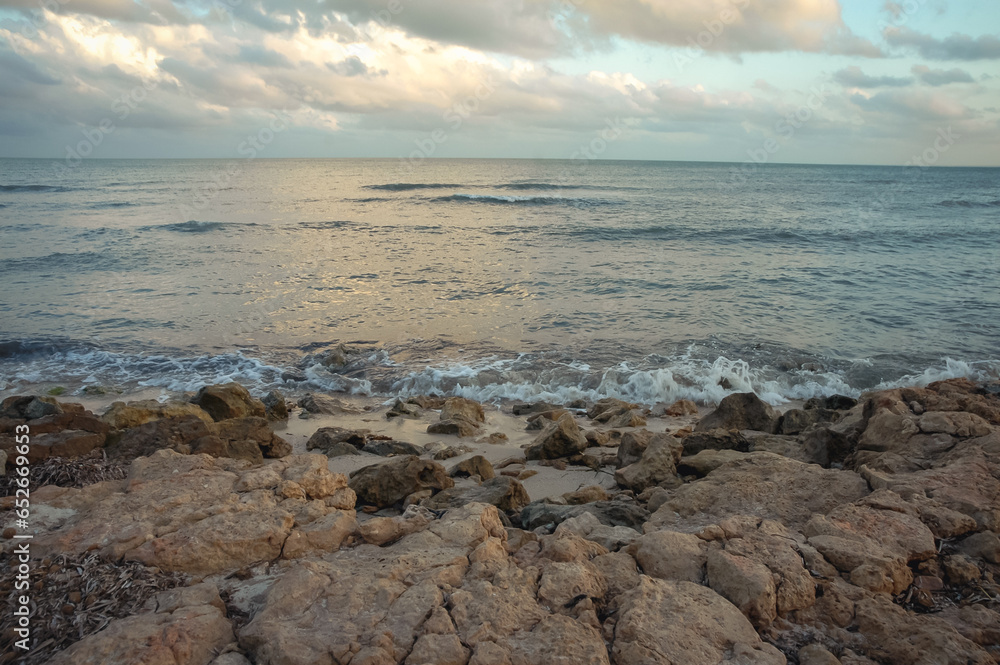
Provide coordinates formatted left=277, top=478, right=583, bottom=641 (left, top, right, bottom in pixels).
left=2, top=377, right=999, bottom=664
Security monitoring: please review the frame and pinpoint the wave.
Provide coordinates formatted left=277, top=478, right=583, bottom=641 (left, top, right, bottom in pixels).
left=1, top=338, right=995, bottom=408
left=937, top=199, right=1000, bottom=208
left=89, top=201, right=140, bottom=209
left=0, top=184, right=76, bottom=193
left=365, top=183, right=465, bottom=191
left=148, top=220, right=259, bottom=234
left=431, top=194, right=615, bottom=207
left=497, top=182, right=644, bottom=192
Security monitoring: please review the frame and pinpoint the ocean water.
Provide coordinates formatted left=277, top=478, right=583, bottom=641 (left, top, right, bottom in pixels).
left=0, top=157, right=997, bottom=405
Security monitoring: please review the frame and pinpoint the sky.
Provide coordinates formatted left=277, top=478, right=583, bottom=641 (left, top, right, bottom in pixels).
left=0, top=0, right=998, bottom=165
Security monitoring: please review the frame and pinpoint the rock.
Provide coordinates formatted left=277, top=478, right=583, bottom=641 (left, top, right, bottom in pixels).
left=647, top=452, right=869, bottom=532
left=297, top=393, right=363, bottom=415
left=857, top=407, right=919, bottom=454
left=587, top=398, right=636, bottom=421
left=387, top=398, right=423, bottom=419
left=525, top=413, right=588, bottom=460
left=262, top=390, right=288, bottom=421
left=562, top=485, right=609, bottom=505
left=681, top=428, right=750, bottom=455
left=283, top=454, right=355, bottom=501
left=747, top=432, right=815, bottom=463
left=919, top=411, right=992, bottom=437
left=630, top=530, right=706, bottom=583
left=507, top=614, right=610, bottom=665
left=349, top=456, right=453, bottom=508
left=605, top=409, right=647, bottom=428
left=363, top=439, right=425, bottom=457
left=306, top=426, right=369, bottom=453
left=664, top=399, right=698, bottom=417
left=695, top=392, right=780, bottom=434
left=0, top=449, right=6, bottom=474
left=942, top=554, right=981, bottom=584
left=407, top=633, right=471, bottom=665
left=521, top=499, right=649, bottom=532
left=616, top=430, right=653, bottom=468
left=526, top=409, right=570, bottom=430
left=359, top=506, right=436, bottom=546
left=441, top=396, right=486, bottom=423
left=798, top=644, right=841, bottom=665
left=101, top=399, right=213, bottom=429
left=44, top=583, right=234, bottom=665
left=450, top=455, right=496, bottom=480
left=854, top=595, right=994, bottom=665
left=212, top=417, right=291, bottom=459
left=433, top=444, right=473, bottom=460
left=960, top=531, right=1000, bottom=564
left=778, top=408, right=840, bottom=435
left=109, top=415, right=287, bottom=463
left=554, top=513, right=639, bottom=552
left=612, top=578, right=785, bottom=665
left=428, top=418, right=481, bottom=437
left=707, top=548, right=777, bottom=627
left=0, top=395, right=63, bottom=420
left=676, top=449, right=748, bottom=476
left=423, top=476, right=530, bottom=513
left=513, top=401, right=560, bottom=416
left=798, top=425, right=854, bottom=467
left=323, top=441, right=361, bottom=457
left=192, top=383, right=266, bottom=421
left=614, top=434, right=682, bottom=493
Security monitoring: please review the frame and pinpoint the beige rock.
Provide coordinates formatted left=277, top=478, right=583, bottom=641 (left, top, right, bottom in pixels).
left=442, top=396, right=486, bottom=423
left=192, top=383, right=266, bottom=421
left=647, top=452, right=869, bottom=532
left=423, top=476, right=530, bottom=513
left=537, top=561, right=607, bottom=613
left=919, top=411, right=992, bottom=437
left=282, top=454, right=351, bottom=500
left=46, top=583, right=234, bottom=665
left=707, top=549, right=777, bottom=627
left=563, top=485, right=609, bottom=505
left=614, top=434, right=683, bottom=492
left=507, top=615, right=610, bottom=665
left=630, top=530, right=706, bottom=583
left=665, top=399, right=698, bottom=417
left=282, top=509, right=357, bottom=558
left=101, top=399, right=213, bottom=429
left=450, top=455, right=496, bottom=480
left=406, top=633, right=470, bottom=665
left=612, top=578, right=785, bottom=665
left=350, top=455, right=454, bottom=508
left=695, top=392, right=779, bottom=433
left=525, top=413, right=588, bottom=460
left=798, top=644, right=841, bottom=665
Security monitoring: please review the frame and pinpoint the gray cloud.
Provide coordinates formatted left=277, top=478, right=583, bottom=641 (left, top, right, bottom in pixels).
left=911, top=65, right=975, bottom=86
left=885, top=27, right=1000, bottom=60
left=833, top=66, right=911, bottom=88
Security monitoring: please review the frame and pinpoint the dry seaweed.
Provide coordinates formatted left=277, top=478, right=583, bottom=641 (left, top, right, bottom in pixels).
left=0, top=552, right=188, bottom=665
left=0, top=450, right=127, bottom=495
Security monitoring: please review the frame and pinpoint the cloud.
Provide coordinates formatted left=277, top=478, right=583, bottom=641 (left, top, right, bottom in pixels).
left=884, top=27, right=1000, bottom=60
left=833, top=66, right=911, bottom=88
left=850, top=89, right=970, bottom=121
left=576, top=0, right=882, bottom=56
left=911, top=65, right=975, bottom=86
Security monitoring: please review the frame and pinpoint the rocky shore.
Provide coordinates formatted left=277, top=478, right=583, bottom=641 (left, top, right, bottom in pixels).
left=1, top=378, right=999, bottom=664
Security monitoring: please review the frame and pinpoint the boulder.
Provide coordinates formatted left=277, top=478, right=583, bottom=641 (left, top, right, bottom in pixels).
left=212, top=417, right=291, bottom=459
left=262, top=390, right=289, bottom=421
left=525, top=413, right=588, bottom=460
left=363, top=440, right=425, bottom=457
left=778, top=408, right=840, bottom=435
left=513, top=401, right=561, bottom=416
left=616, top=430, right=654, bottom=468
left=614, top=434, right=683, bottom=492
left=441, top=396, right=486, bottom=424
left=695, top=392, right=780, bottom=434
left=707, top=548, right=777, bottom=627
left=605, top=409, right=647, bottom=428
left=44, top=583, right=234, bottom=665
left=664, top=399, right=699, bottom=417
left=612, top=578, right=785, bottom=665
left=630, top=530, right=706, bottom=583
left=681, top=428, right=750, bottom=455
left=521, top=499, right=648, bottom=532
left=306, top=427, right=369, bottom=453
left=646, top=452, right=869, bottom=532
left=349, top=456, right=453, bottom=508
left=191, top=383, right=266, bottom=421
left=0, top=395, right=64, bottom=420
left=101, top=399, right=213, bottom=429
left=423, top=476, right=530, bottom=513
left=428, top=418, right=481, bottom=437
left=587, top=398, right=636, bottom=421
left=450, top=455, right=496, bottom=480
left=109, top=415, right=289, bottom=463
left=526, top=409, right=570, bottom=430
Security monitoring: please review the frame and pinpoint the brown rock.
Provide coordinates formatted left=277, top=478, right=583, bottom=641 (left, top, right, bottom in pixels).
left=450, top=455, right=496, bottom=481
left=614, top=434, right=682, bottom=492
left=695, top=392, right=780, bottom=434
left=349, top=455, right=454, bottom=508
left=428, top=417, right=482, bottom=437
left=563, top=485, right=609, bottom=505
left=262, top=390, right=289, bottom=421
left=630, top=530, right=706, bottom=583
left=101, top=399, right=213, bottom=429
left=441, top=396, right=486, bottom=423
left=525, top=413, right=588, bottom=460
left=942, top=554, right=981, bottom=585
left=616, top=430, right=653, bottom=468
left=192, top=382, right=266, bottom=421
left=297, top=393, right=364, bottom=415
left=707, top=549, right=777, bottom=627
left=612, top=578, right=785, bottom=665
left=664, top=399, right=698, bottom=417
left=681, top=428, right=750, bottom=455
left=423, top=476, right=530, bottom=513
left=306, top=426, right=369, bottom=452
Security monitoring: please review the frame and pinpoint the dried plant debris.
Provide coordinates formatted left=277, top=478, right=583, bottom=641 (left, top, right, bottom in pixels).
left=0, top=552, right=188, bottom=665
left=0, top=450, right=127, bottom=495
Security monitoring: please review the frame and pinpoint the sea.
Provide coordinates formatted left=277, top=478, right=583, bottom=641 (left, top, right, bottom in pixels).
left=0, top=158, right=997, bottom=406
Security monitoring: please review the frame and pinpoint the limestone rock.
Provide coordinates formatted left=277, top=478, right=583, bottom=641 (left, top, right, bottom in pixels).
left=521, top=499, right=648, bottom=532
left=306, top=426, right=369, bottom=453
left=778, top=408, right=840, bottom=435
left=192, top=383, right=266, bottom=421
left=450, top=455, right=496, bottom=481
left=297, top=393, right=363, bottom=415
left=442, top=396, right=486, bottom=424
left=616, top=430, right=654, bottom=468
left=428, top=418, right=481, bottom=437
left=101, top=399, right=213, bottom=429
left=525, top=413, right=588, bottom=460
left=363, top=439, right=425, bottom=457
left=614, top=434, right=683, bottom=492
left=423, top=476, right=530, bottom=513
left=664, top=399, right=698, bottom=417
left=695, top=392, right=780, bottom=434
left=682, top=428, right=750, bottom=455
left=262, top=390, right=289, bottom=421
left=612, top=578, right=785, bottom=665
left=630, top=530, right=706, bottom=583
left=349, top=455, right=453, bottom=508
left=707, top=548, right=777, bottom=627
